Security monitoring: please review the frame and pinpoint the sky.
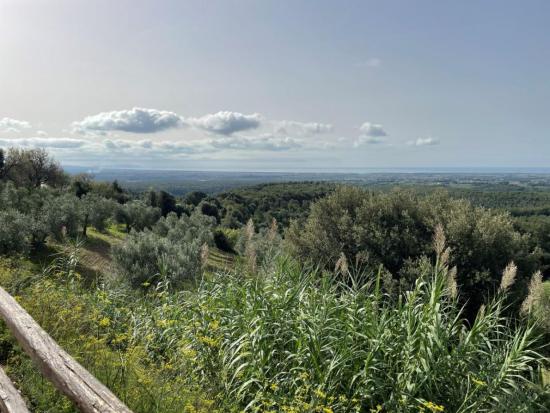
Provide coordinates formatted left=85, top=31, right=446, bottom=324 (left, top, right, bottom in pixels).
left=1, top=0, right=549, bottom=171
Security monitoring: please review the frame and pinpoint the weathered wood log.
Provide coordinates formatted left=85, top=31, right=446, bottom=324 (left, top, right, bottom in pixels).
left=0, top=366, right=29, bottom=413
left=0, top=287, right=133, bottom=413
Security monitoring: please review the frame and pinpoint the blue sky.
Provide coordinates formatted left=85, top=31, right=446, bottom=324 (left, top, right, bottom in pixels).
left=0, top=0, right=549, bottom=170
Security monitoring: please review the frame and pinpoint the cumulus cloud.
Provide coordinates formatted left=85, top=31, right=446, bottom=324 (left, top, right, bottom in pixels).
left=408, top=137, right=440, bottom=146
left=0, top=137, right=87, bottom=149
left=188, top=111, right=262, bottom=135
left=0, top=117, right=32, bottom=132
left=274, top=120, right=334, bottom=136
left=354, top=135, right=386, bottom=147
left=359, top=122, right=387, bottom=137
left=73, top=107, right=184, bottom=134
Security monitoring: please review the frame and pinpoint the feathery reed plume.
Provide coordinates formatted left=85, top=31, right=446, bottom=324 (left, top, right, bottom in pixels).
left=245, top=218, right=255, bottom=243
left=334, top=252, right=349, bottom=275
left=433, top=224, right=445, bottom=256
left=433, top=224, right=451, bottom=266
left=244, top=219, right=257, bottom=273
left=521, top=270, right=543, bottom=315
left=267, top=218, right=278, bottom=242
left=478, top=304, right=486, bottom=318
left=447, top=265, right=458, bottom=299
left=200, top=243, right=210, bottom=268
left=499, top=261, right=517, bottom=293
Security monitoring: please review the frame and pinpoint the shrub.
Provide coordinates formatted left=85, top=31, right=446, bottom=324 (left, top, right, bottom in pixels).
left=112, top=212, right=215, bottom=288
left=213, top=230, right=234, bottom=253
left=0, top=209, right=31, bottom=254
left=199, top=201, right=219, bottom=222
left=287, top=187, right=534, bottom=314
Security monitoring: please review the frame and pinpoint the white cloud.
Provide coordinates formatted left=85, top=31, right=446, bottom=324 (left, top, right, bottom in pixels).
left=0, top=137, right=87, bottom=149
left=211, top=134, right=301, bottom=151
left=36, top=130, right=49, bottom=137
left=354, top=135, right=386, bottom=147
left=0, top=117, right=32, bottom=132
left=359, top=122, right=387, bottom=137
left=274, top=120, right=334, bottom=136
left=188, top=111, right=262, bottom=135
left=408, top=137, right=440, bottom=146
left=155, top=141, right=212, bottom=154
left=73, top=107, right=184, bottom=134
left=101, top=138, right=212, bottom=155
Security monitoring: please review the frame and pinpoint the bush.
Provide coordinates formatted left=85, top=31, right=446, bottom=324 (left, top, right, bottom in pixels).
left=213, top=230, right=234, bottom=253
left=0, top=209, right=31, bottom=254
left=199, top=201, right=219, bottom=222
left=287, top=187, right=535, bottom=314
left=112, top=212, right=215, bottom=288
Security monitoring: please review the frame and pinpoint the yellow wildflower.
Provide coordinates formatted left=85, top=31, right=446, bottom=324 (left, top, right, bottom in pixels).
left=421, top=401, right=445, bottom=412
left=472, top=377, right=486, bottom=386
left=314, top=388, right=327, bottom=399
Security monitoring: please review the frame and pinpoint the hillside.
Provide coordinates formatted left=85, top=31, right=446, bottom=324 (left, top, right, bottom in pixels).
left=0, top=148, right=549, bottom=412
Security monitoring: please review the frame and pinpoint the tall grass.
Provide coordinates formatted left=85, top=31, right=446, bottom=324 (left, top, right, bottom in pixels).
left=0, top=237, right=548, bottom=412
left=183, top=253, right=547, bottom=411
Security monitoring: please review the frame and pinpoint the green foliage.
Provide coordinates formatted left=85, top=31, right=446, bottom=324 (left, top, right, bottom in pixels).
left=116, top=200, right=161, bottom=232
left=0, top=148, right=5, bottom=178
left=215, top=182, right=334, bottom=229
left=112, top=212, right=215, bottom=288
left=182, top=255, right=546, bottom=412
left=213, top=229, right=234, bottom=253
left=2, top=242, right=547, bottom=412
left=199, top=200, right=220, bottom=222
left=288, top=187, right=535, bottom=314
left=1, top=147, right=67, bottom=188
left=0, top=209, right=31, bottom=254
left=82, top=193, right=117, bottom=233
left=184, top=191, right=208, bottom=206
left=235, top=218, right=283, bottom=272
left=41, top=193, right=83, bottom=241
left=0, top=256, right=219, bottom=413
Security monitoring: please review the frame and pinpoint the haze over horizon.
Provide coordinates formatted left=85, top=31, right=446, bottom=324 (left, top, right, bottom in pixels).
left=1, top=0, right=549, bottom=171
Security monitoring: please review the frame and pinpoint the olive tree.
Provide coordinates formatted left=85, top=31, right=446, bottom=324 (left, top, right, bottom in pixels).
left=41, top=193, right=83, bottom=241
left=112, top=211, right=215, bottom=288
left=3, top=148, right=66, bottom=188
left=0, top=209, right=31, bottom=254
left=116, top=200, right=161, bottom=232
left=81, top=193, right=117, bottom=234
